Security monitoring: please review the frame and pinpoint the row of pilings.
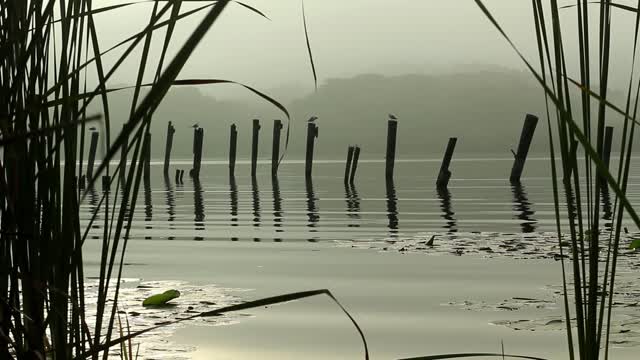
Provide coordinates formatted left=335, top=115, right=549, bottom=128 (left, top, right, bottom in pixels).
left=79, top=114, right=619, bottom=193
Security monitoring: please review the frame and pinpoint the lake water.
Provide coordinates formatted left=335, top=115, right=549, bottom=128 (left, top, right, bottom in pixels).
left=80, top=155, right=640, bottom=359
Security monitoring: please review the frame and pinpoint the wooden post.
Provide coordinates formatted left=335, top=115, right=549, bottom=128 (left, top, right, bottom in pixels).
left=179, top=169, right=185, bottom=183
left=175, top=169, right=180, bottom=183
left=436, top=138, right=457, bottom=188
left=143, top=132, right=151, bottom=186
left=601, top=126, right=614, bottom=192
left=86, top=131, right=99, bottom=181
left=190, top=127, right=204, bottom=178
left=344, top=146, right=355, bottom=184
left=510, top=114, right=539, bottom=183
left=272, top=120, right=283, bottom=177
left=163, top=121, right=175, bottom=175
left=385, top=118, right=398, bottom=180
left=229, top=124, right=237, bottom=177
left=305, top=122, right=319, bottom=179
left=101, top=175, right=110, bottom=192
left=120, top=124, right=128, bottom=184
left=349, top=146, right=361, bottom=185
left=603, top=126, right=614, bottom=170
left=251, top=119, right=260, bottom=178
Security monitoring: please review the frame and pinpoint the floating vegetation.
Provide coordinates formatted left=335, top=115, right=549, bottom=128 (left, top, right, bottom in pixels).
left=83, top=278, right=250, bottom=359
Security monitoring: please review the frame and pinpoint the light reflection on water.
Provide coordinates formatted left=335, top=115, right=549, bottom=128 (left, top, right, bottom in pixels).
left=79, top=157, right=637, bottom=242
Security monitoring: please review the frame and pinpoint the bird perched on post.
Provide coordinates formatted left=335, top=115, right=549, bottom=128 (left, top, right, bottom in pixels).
left=191, top=123, right=199, bottom=129
left=308, top=116, right=318, bottom=123
left=388, top=113, right=398, bottom=121
left=89, top=126, right=96, bottom=131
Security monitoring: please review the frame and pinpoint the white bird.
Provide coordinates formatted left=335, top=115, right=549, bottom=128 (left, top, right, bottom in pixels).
left=388, top=113, right=398, bottom=120
left=308, top=116, right=318, bottom=123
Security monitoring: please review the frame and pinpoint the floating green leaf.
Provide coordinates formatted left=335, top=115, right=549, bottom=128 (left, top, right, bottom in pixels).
left=629, top=239, right=640, bottom=250
left=142, top=290, right=181, bottom=306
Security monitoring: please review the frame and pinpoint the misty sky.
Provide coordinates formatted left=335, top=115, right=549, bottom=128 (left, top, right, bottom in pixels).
left=94, top=1, right=639, bottom=100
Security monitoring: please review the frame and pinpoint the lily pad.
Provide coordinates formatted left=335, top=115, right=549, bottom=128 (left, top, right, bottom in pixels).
left=143, top=289, right=181, bottom=306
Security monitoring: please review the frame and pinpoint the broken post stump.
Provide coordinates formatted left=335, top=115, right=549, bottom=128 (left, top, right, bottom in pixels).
left=272, top=120, right=283, bottom=177
left=349, top=146, right=361, bottom=185
left=163, top=121, right=175, bottom=175
left=229, top=124, right=238, bottom=177
left=143, top=132, right=151, bottom=186
left=344, top=146, right=355, bottom=184
left=305, top=121, right=319, bottom=179
left=510, top=114, right=539, bottom=183
left=436, top=137, right=457, bottom=188
left=251, top=119, right=260, bottom=178
left=86, top=130, right=99, bottom=182
left=385, top=117, right=398, bottom=180
left=190, top=127, right=204, bottom=178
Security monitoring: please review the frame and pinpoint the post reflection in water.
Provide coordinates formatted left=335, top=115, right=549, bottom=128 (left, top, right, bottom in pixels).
left=252, top=178, right=261, bottom=242
left=164, top=175, right=176, bottom=240
left=511, top=183, right=537, bottom=233
left=345, top=182, right=361, bottom=228
left=385, top=179, right=399, bottom=236
left=229, top=176, right=239, bottom=241
left=193, top=178, right=205, bottom=241
left=305, top=178, right=319, bottom=241
left=436, top=187, right=457, bottom=233
left=272, top=176, right=284, bottom=241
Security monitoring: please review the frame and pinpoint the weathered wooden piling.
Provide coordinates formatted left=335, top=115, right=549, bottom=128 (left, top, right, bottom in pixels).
left=101, top=175, right=110, bottom=192
left=305, top=121, right=319, bottom=179
left=251, top=119, right=260, bottom=178
left=86, top=130, right=99, bottom=181
left=163, top=121, right=175, bottom=175
left=190, top=127, right=204, bottom=178
left=120, top=124, right=128, bottom=184
left=385, top=117, right=398, bottom=180
left=436, top=138, right=457, bottom=188
left=344, top=146, right=355, bottom=184
left=272, top=120, right=283, bottom=177
left=229, top=124, right=238, bottom=177
left=603, top=126, right=614, bottom=169
left=143, top=132, right=151, bottom=186
left=349, top=146, right=361, bottom=184
left=175, top=169, right=181, bottom=183
left=510, top=114, right=539, bottom=183
left=601, top=126, right=614, bottom=192
left=179, top=169, right=185, bottom=183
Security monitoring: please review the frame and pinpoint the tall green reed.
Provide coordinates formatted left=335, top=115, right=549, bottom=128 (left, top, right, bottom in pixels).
left=0, top=1, right=367, bottom=359
left=473, top=1, right=640, bottom=359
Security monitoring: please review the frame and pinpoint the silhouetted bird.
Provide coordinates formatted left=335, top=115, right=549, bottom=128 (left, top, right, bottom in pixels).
left=388, top=113, right=398, bottom=121
left=191, top=123, right=199, bottom=129
left=308, top=116, right=318, bottom=123
left=89, top=126, right=96, bottom=131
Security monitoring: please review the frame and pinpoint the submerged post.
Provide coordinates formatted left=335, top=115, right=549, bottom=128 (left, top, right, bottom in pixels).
left=510, top=114, right=539, bottom=183
left=86, top=130, right=99, bottom=182
left=436, top=138, right=458, bottom=188
left=143, top=132, right=151, bottom=186
left=305, top=119, right=319, bottom=179
left=251, top=119, right=260, bottom=178
left=350, top=146, right=361, bottom=185
left=272, top=120, right=283, bottom=177
left=163, top=121, right=176, bottom=175
left=229, top=124, right=238, bottom=177
left=344, top=146, right=355, bottom=184
left=385, top=115, right=398, bottom=180
left=190, top=127, right=204, bottom=178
